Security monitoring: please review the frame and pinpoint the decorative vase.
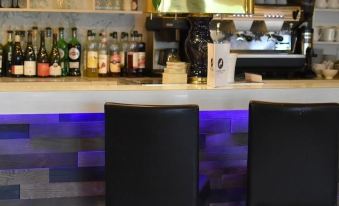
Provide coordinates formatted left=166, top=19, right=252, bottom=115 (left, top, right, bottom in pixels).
left=185, top=15, right=213, bottom=84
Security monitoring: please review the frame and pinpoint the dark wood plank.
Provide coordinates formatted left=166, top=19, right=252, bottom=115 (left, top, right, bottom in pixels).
left=0, top=185, right=20, bottom=200
left=59, top=113, right=104, bottom=122
left=0, top=124, right=29, bottom=139
left=0, top=169, right=49, bottom=186
left=0, top=196, right=105, bottom=206
left=49, top=167, right=104, bottom=183
left=20, top=181, right=105, bottom=199
left=30, top=122, right=104, bottom=139
left=0, top=138, right=104, bottom=155
left=0, top=114, right=59, bottom=124
left=0, top=153, right=78, bottom=169
left=78, top=151, right=105, bottom=167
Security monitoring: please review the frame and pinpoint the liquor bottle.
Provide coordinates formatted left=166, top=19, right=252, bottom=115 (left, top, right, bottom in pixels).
left=112, top=0, right=122, bottom=10
left=24, top=30, right=37, bottom=77
left=120, top=32, right=129, bottom=76
left=68, top=27, right=81, bottom=76
left=109, top=32, right=121, bottom=77
left=49, top=33, right=61, bottom=77
left=4, top=30, right=14, bottom=77
left=19, top=30, right=26, bottom=54
left=86, top=30, right=99, bottom=77
left=45, top=27, right=53, bottom=54
left=136, top=33, right=146, bottom=76
left=37, top=31, right=50, bottom=77
left=12, top=31, right=24, bottom=77
left=127, top=31, right=138, bottom=76
left=0, top=39, right=3, bottom=77
left=57, top=27, right=69, bottom=76
left=98, top=32, right=108, bottom=77
left=32, top=26, right=39, bottom=56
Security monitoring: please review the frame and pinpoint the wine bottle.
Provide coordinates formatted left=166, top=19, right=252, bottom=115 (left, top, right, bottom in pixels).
left=109, top=32, right=121, bottom=77
left=37, top=31, right=50, bottom=77
left=49, top=33, right=61, bottom=77
left=24, top=30, right=37, bottom=77
left=4, top=30, right=14, bottom=77
left=137, top=33, right=146, bottom=76
left=98, top=32, right=108, bottom=77
left=12, top=31, right=24, bottom=77
left=120, top=32, right=129, bottom=76
left=127, top=31, right=138, bottom=77
left=0, top=40, right=3, bottom=77
left=86, top=30, right=99, bottom=77
left=68, top=27, right=81, bottom=76
left=57, top=27, right=69, bottom=76
left=45, top=27, right=52, bottom=54
left=32, top=26, right=39, bottom=56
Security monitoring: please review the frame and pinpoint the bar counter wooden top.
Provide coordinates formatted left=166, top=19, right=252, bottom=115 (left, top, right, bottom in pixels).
left=1, top=77, right=339, bottom=114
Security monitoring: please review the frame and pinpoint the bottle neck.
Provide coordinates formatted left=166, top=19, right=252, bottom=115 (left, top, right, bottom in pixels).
left=40, top=32, right=45, bottom=47
left=8, top=33, right=13, bottom=42
left=72, top=30, right=77, bottom=39
left=15, top=35, right=21, bottom=43
left=59, top=30, right=65, bottom=40
left=27, top=32, right=33, bottom=45
left=53, top=34, right=58, bottom=46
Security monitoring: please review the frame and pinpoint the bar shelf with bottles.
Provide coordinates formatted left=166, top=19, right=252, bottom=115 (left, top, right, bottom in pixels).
left=0, top=26, right=146, bottom=78
left=0, top=0, right=142, bottom=14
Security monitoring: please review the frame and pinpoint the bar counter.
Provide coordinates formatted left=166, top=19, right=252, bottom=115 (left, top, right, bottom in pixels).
left=1, top=77, right=339, bottom=114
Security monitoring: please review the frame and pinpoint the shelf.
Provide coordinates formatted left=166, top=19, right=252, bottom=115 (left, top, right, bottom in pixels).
left=314, top=8, right=339, bottom=12
left=0, top=8, right=143, bottom=14
left=314, top=41, right=339, bottom=45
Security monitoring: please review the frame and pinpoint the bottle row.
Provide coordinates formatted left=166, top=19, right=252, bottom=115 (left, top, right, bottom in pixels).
left=0, top=26, right=146, bottom=78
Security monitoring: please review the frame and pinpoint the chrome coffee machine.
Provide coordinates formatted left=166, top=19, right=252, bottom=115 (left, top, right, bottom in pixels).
left=210, top=0, right=316, bottom=77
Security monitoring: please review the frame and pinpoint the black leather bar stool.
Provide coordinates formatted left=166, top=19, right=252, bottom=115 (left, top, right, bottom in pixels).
left=247, top=101, right=339, bottom=206
left=105, top=103, right=200, bottom=206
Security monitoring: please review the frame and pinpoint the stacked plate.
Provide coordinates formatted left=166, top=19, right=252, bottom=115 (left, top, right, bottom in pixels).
left=162, top=62, right=188, bottom=84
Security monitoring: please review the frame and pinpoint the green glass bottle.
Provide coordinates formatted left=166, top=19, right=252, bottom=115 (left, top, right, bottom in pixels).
left=57, top=27, right=69, bottom=76
left=68, top=27, right=81, bottom=76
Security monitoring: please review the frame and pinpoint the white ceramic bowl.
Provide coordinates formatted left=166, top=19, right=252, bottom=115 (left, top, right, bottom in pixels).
left=312, top=63, right=326, bottom=78
left=322, top=69, right=338, bottom=80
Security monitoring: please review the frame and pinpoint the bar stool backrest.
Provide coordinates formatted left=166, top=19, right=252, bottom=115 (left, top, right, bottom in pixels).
left=105, top=102, right=199, bottom=206
left=248, top=101, right=339, bottom=206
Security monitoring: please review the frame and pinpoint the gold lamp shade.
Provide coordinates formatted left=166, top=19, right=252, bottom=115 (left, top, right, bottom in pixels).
left=146, top=0, right=254, bottom=14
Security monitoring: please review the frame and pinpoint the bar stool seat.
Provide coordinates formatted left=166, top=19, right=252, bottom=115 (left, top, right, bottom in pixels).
left=105, top=103, right=200, bottom=206
left=247, top=101, right=339, bottom=206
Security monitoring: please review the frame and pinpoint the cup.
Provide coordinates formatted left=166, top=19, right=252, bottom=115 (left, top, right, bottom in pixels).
left=313, top=26, right=321, bottom=42
left=321, top=27, right=336, bottom=42
left=315, top=0, right=328, bottom=8
left=328, top=0, right=339, bottom=8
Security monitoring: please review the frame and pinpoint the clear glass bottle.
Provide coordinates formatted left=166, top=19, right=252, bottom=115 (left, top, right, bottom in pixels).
left=136, top=33, right=145, bottom=76
left=68, top=27, right=81, bottom=76
left=49, top=33, right=61, bottom=77
left=32, top=26, right=39, bottom=56
left=109, top=32, right=121, bottom=77
left=120, top=32, right=129, bottom=76
left=57, top=27, right=69, bottom=76
left=86, top=30, right=99, bottom=77
left=12, top=31, right=24, bottom=77
left=4, top=30, right=14, bottom=77
left=98, top=32, right=109, bottom=77
left=24, top=30, right=37, bottom=77
left=45, top=27, right=53, bottom=54
left=127, top=31, right=138, bottom=76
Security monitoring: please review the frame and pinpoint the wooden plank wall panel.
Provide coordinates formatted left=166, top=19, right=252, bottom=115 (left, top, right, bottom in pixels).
left=49, top=167, right=104, bottom=183
left=0, top=169, right=49, bottom=186
left=20, top=181, right=105, bottom=199
left=59, top=113, right=104, bottom=122
left=0, top=124, right=29, bottom=139
left=30, top=122, right=104, bottom=139
left=78, top=151, right=105, bottom=167
left=0, top=138, right=104, bottom=155
left=0, top=153, right=78, bottom=170
left=0, top=196, right=105, bottom=206
left=0, top=185, right=20, bottom=200
left=0, top=114, right=59, bottom=124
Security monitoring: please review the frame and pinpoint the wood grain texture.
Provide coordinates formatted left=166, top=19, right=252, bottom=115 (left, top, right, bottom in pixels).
left=49, top=167, right=104, bottom=183
left=20, top=181, right=105, bottom=199
left=0, top=185, right=20, bottom=200
left=0, top=196, right=105, bottom=206
left=59, top=113, right=104, bottom=122
left=0, top=124, right=29, bottom=139
left=0, top=169, right=49, bottom=186
left=0, top=138, right=104, bottom=155
left=0, top=153, right=78, bottom=169
left=0, top=114, right=59, bottom=124
left=78, top=151, right=105, bottom=167
left=30, top=122, right=104, bottom=139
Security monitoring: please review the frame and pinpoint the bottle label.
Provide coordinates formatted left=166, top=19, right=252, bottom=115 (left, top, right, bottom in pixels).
left=98, top=54, right=108, bottom=74
left=12, top=65, right=24, bottom=75
left=50, top=63, right=62, bottom=76
left=87, top=51, right=98, bottom=68
left=37, top=63, right=50, bottom=77
left=58, top=48, right=65, bottom=59
left=69, top=48, right=80, bottom=60
left=24, top=61, right=36, bottom=76
left=132, top=52, right=138, bottom=69
left=69, top=62, right=80, bottom=69
left=120, top=51, right=125, bottom=67
left=110, top=52, right=121, bottom=73
left=138, top=52, right=146, bottom=69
